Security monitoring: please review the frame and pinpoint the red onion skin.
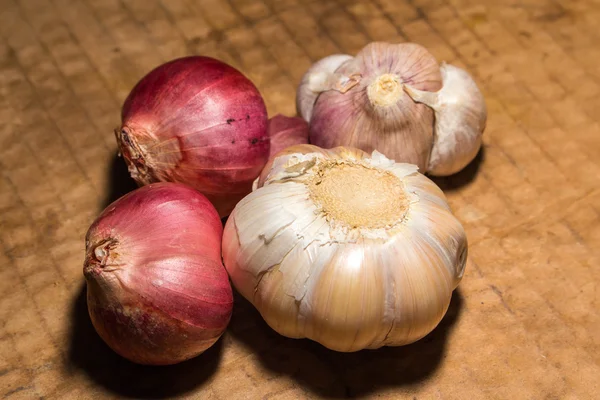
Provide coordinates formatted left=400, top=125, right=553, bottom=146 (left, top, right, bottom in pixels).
left=83, top=182, right=233, bottom=365
left=117, top=56, right=270, bottom=218
left=267, top=114, right=309, bottom=158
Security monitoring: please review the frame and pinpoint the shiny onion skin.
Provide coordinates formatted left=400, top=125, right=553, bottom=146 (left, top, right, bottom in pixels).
left=267, top=114, right=309, bottom=158
left=83, top=182, right=233, bottom=365
left=116, top=56, right=270, bottom=218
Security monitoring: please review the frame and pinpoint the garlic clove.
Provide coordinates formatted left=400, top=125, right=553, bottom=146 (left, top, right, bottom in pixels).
left=252, top=263, right=304, bottom=339
left=222, top=214, right=259, bottom=303
left=376, top=231, right=453, bottom=347
left=308, top=42, right=443, bottom=172
left=296, top=54, right=354, bottom=122
left=303, top=244, right=388, bottom=352
left=405, top=189, right=468, bottom=289
left=404, top=62, right=487, bottom=176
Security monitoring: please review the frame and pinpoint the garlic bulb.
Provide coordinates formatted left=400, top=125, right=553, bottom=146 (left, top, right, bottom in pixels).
left=223, top=145, right=468, bottom=352
left=296, top=54, right=354, bottom=122
left=304, top=42, right=443, bottom=172
left=404, top=62, right=487, bottom=176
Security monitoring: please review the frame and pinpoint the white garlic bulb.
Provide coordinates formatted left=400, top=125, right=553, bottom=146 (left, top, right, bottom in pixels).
left=296, top=54, right=354, bottom=122
left=222, top=145, right=468, bottom=352
left=404, top=62, right=487, bottom=176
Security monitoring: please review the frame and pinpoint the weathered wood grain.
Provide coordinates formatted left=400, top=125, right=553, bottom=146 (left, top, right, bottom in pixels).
left=0, top=0, right=599, bottom=398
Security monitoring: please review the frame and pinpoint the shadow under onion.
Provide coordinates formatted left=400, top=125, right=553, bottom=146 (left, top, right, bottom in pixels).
left=65, top=282, right=224, bottom=399
left=102, top=152, right=139, bottom=209
left=227, top=287, right=464, bottom=398
left=428, top=144, right=486, bottom=192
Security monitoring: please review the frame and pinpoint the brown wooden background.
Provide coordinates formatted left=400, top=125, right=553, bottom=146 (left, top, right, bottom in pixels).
left=1, top=0, right=599, bottom=398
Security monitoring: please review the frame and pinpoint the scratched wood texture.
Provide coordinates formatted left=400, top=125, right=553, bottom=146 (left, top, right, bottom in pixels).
left=1, top=0, right=599, bottom=398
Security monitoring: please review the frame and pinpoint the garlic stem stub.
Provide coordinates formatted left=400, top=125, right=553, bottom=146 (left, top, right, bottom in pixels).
left=223, top=145, right=468, bottom=352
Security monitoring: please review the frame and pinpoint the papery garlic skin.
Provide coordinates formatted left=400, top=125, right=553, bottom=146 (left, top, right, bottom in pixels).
left=307, top=43, right=443, bottom=171
left=296, top=54, right=354, bottom=122
left=405, top=63, right=487, bottom=176
left=223, top=145, right=467, bottom=352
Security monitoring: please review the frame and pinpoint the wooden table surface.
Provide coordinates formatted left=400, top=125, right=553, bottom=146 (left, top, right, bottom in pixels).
left=1, top=0, right=599, bottom=398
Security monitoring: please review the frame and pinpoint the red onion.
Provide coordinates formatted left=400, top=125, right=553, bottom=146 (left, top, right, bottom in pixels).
left=116, top=56, right=270, bottom=218
left=267, top=114, right=309, bottom=158
left=83, top=182, right=233, bottom=365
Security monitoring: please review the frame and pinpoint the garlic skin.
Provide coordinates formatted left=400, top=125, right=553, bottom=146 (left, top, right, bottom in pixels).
left=223, top=145, right=467, bottom=352
left=307, top=42, right=443, bottom=172
left=404, top=63, right=487, bottom=176
left=296, top=54, right=354, bottom=122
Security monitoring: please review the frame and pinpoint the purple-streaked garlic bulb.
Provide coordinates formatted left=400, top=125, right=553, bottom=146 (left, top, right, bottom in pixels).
left=300, top=42, right=442, bottom=172
left=296, top=42, right=487, bottom=176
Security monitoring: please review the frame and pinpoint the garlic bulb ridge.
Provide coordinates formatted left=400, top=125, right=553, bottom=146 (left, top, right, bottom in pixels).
left=223, top=145, right=467, bottom=352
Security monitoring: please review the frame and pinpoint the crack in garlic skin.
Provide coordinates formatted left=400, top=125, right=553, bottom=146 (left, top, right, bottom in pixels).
left=223, top=146, right=467, bottom=352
